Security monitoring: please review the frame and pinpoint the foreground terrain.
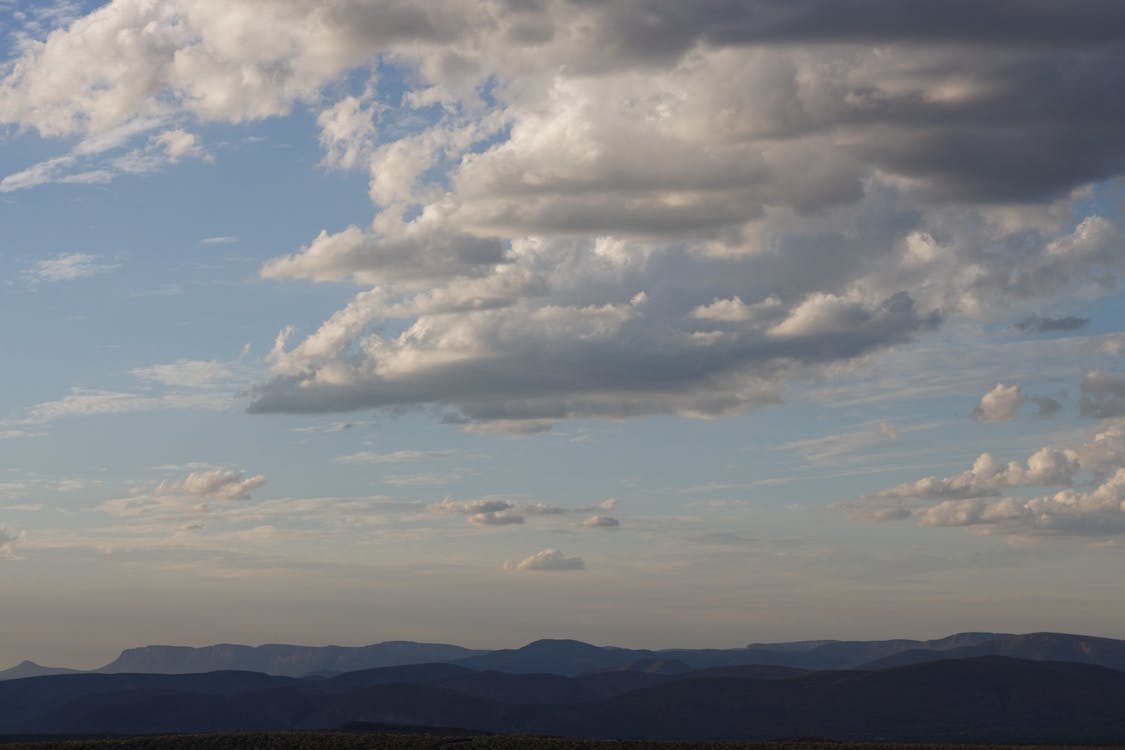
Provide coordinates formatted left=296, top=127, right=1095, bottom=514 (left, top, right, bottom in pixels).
left=3, top=736, right=1125, bottom=750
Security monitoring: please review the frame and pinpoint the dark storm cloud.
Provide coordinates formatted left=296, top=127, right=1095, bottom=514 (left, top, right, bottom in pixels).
left=591, top=0, right=1125, bottom=53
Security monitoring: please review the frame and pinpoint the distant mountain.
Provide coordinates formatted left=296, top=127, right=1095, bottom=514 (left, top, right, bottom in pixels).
left=729, top=631, right=1009, bottom=670
left=0, top=661, right=78, bottom=681
left=11, top=630, right=1125, bottom=683
left=450, top=633, right=1012, bottom=674
left=862, top=632, right=1125, bottom=671
left=97, top=641, right=486, bottom=677
left=4, top=656, right=1125, bottom=742
left=452, top=639, right=636, bottom=675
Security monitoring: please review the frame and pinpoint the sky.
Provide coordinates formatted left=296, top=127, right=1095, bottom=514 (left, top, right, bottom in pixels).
left=2, top=0, right=1125, bottom=670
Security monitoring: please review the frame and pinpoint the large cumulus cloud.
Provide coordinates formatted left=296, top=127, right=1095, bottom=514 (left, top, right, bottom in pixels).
left=5, top=1, right=1125, bottom=431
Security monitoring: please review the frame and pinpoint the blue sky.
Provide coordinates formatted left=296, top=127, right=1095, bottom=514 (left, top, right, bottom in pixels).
left=2, top=0, right=1125, bottom=669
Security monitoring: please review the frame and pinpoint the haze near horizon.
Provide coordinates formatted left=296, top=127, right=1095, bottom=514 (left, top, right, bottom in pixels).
left=2, top=0, right=1125, bottom=670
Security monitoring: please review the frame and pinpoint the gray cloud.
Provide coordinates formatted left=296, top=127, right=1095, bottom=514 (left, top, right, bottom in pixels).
left=1015, top=314, right=1091, bottom=334
left=1081, top=370, right=1125, bottom=418
left=579, top=514, right=620, bottom=529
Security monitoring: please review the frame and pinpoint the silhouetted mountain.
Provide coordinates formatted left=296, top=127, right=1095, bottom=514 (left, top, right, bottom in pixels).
left=453, top=639, right=639, bottom=675
left=97, top=641, right=485, bottom=677
left=523, top=657, right=1125, bottom=743
left=729, top=631, right=1009, bottom=670
left=6, top=655, right=1125, bottom=742
left=0, top=671, right=297, bottom=733
left=0, top=661, right=77, bottom=681
left=862, top=631, right=1125, bottom=671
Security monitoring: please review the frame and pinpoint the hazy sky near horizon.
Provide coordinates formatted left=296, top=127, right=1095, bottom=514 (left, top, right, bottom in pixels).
left=3, top=0, right=1125, bottom=669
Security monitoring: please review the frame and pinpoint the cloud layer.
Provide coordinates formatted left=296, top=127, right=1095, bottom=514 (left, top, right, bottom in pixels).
left=5, top=1, right=1125, bottom=432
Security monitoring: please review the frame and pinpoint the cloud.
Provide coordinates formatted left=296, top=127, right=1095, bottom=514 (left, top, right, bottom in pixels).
left=973, top=383, right=1025, bottom=423
left=972, top=383, right=1063, bottom=423
left=290, top=422, right=354, bottom=434
left=131, top=360, right=232, bottom=388
left=200, top=236, right=239, bottom=246
left=427, top=496, right=566, bottom=525
left=2, top=125, right=209, bottom=192
left=25, top=253, right=117, bottom=282
left=847, top=419, right=1125, bottom=537
left=1081, top=370, right=1125, bottom=418
left=1015, top=315, right=1091, bottom=334
left=579, top=514, right=620, bottom=529
left=0, top=525, right=26, bottom=559
left=576, top=498, right=620, bottom=513
left=505, top=547, right=585, bottom=572
left=21, top=388, right=230, bottom=423
left=7, top=1, right=1125, bottom=432
left=429, top=496, right=522, bottom=526
left=335, top=450, right=453, bottom=464
left=155, top=469, right=266, bottom=501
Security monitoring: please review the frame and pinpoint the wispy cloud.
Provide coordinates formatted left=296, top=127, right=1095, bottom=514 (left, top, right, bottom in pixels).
left=25, top=253, right=118, bottom=282
left=505, top=548, right=585, bottom=572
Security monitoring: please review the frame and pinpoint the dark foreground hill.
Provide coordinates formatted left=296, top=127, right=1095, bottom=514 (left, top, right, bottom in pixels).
left=3, top=657, right=1125, bottom=743
left=6, top=735, right=1112, bottom=750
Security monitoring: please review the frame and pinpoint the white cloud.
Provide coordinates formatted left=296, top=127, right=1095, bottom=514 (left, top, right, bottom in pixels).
left=25, top=253, right=117, bottom=282
left=505, top=547, right=585, bottom=572
left=579, top=514, right=620, bottom=529
left=22, top=388, right=230, bottom=423
left=200, top=236, right=238, bottom=246
left=577, top=498, right=620, bottom=513
left=131, top=360, right=232, bottom=388
left=155, top=468, right=266, bottom=501
left=973, top=383, right=1025, bottom=423
left=2, top=125, right=208, bottom=192
left=849, top=420, right=1125, bottom=537
left=427, top=496, right=566, bottom=525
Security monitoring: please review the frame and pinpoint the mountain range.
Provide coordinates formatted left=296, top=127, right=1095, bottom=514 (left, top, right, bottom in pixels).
left=3, top=654, right=1125, bottom=742
left=2, top=631, right=1019, bottom=680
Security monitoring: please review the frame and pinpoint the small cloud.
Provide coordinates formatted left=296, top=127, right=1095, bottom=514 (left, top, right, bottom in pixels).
left=1015, top=315, right=1090, bottom=334
left=0, top=525, right=27, bottom=559
left=505, top=548, right=585, bottom=572
left=155, top=468, right=266, bottom=501
left=26, top=253, right=117, bottom=282
left=200, top=236, right=239, bottom=246
left=1080, top=370, right=1125, bottom=418
left=1033, top=396, right=1063, bottom=419
left=579, top=514, right=620, bottom=529
left=291, top=422, right=353, bottom=434
left=430, top=497, right=522, bottom=525
left=470, top=511, right=524, bottom=526
left=973, top=383, right=1024, bottom=423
